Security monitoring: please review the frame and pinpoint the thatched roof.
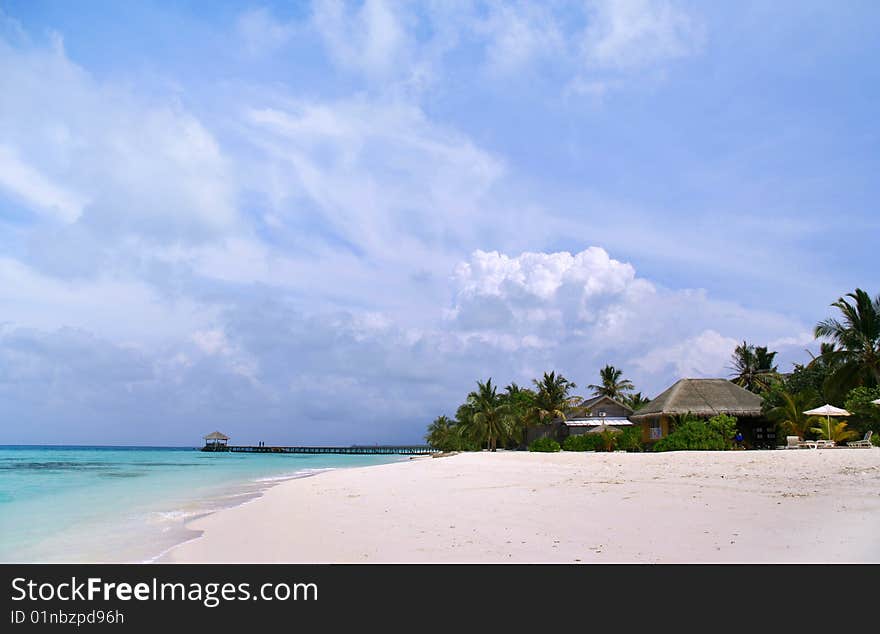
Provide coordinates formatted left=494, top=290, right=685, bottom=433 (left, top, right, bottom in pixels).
left=204, top=431, right=229, bottom=440
left=629, top=379, right=763, bottom=421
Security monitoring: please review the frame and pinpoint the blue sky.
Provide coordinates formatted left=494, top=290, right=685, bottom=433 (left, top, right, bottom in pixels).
left=0, top=1, right=877, bottom=445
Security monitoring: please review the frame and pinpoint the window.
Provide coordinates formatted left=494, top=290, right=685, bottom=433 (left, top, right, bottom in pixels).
left=650, top=420, right=662, bottom=440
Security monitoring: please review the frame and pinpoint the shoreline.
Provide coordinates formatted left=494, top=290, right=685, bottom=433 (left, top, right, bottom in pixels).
left=148, top=459, right=411, bottom=564
left=0, top=449, right=408, bottom=564
left=163, top=449, right=880, bottom=563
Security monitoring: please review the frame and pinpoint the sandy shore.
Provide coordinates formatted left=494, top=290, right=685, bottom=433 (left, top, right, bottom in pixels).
left=163, top=449, right=880, bottom=563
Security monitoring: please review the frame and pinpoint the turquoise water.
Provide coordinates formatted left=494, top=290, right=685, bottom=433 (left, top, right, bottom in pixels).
left=0, top=446, right=403, bottom=562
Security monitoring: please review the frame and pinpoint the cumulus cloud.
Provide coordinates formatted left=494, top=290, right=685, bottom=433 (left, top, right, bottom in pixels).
left=635, top=329, right=739, bottom=378
left=446, top=248, right=809, bottom=391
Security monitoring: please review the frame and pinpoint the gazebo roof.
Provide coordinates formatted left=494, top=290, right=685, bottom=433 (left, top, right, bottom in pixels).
left=630, top=378, right=763, bottom=421
left=204, top=431, right=229, bottom=440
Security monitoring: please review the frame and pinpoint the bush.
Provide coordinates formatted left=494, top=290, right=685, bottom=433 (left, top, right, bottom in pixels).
left=563, top=434, right=601, bottom=451
left=529, top=437, right=561, bottom=452
left=617, top=426, right=643, bottom=452
left=844, top=387, right=880, bottom=437
left=654, top=414, right=738, bottom=452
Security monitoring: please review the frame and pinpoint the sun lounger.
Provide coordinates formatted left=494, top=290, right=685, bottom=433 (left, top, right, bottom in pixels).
left=847, top=430, right=874, bottom=448
left=815, top=440, right=835, bottom=448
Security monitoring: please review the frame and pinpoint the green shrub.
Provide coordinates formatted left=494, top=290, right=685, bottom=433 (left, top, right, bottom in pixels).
left=654, top=414, right=738, bottom=452
left=617, top=426, right=643, bottom=452
left=529, top=437, right=561, bottom=452
left=563, top=434, right=601, bottom=451
left=844, top=387, right=880, bottom=437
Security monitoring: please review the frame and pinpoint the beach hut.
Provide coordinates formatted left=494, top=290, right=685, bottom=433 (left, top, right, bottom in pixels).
left=629, top=378, right=770, bottom=447
left=203, top=431, right=230, bottom=451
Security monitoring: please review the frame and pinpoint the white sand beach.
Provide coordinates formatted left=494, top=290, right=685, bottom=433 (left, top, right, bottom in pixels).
left=164, top=449, right=880, bottom=563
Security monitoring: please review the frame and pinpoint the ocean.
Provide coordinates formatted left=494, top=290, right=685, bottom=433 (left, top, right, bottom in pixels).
left=0, top=445, right=404, bottom=563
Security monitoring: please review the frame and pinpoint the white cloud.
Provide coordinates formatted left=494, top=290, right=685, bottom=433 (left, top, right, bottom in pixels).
left=242, top=97, right=504, bottom=261
left=192, top=329, right=231, bottom=355
left=0, top=144, right=87, bottom=221
left=584, top=0, right=704, bottom=69
left=476, top=2, right=565, bottom=74
left=445, top=248, right=809, bottom=390
left=298, top=1, right=703, bottom=92
left=0, top=257, right=214, bottom=343
left=236, top=7, right=296, bottom=57
left=453, top=247, right=637, bottom=301
left=0, top=35, right=239, bottom=244
left=635, top=329, right=739, bottom=378
left=311, top=0, right=409, bottom=76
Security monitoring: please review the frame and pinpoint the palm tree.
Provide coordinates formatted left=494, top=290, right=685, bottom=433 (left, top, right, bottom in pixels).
left=669, top=412, right=699, bottom=432
left=766, top=390, right=824, bottom=439
left=425, top=415, right=457, bottom=451
left=810, top=419, right=859, bottom=443
left=530, top=371, right=578, bottom=424
left=588, top=365, right=635, bottom=400
left=504, top=382, right=536, bottom=446
left=729, top=341, right=779, bottom=393
left=625, top=392, right=651, bottom=411
left=814, top=289, right=880, bottom=398
left=597, top=428, right=621, bottom=452
left=461, top=379, right=516, bottom=451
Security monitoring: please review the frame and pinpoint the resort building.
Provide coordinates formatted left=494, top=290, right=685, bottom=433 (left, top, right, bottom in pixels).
left=564, top=395, right=634, bottom=436
left=629, top=378, right=775, bottom=448
left=526, top=395, right=634, bottom=445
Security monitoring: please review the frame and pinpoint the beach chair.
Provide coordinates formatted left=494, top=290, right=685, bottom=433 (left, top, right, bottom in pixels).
left=847, top=430, right=874, bottom=448
left=783, top=436, right=801, bottom=450
left=815, top=440, right=835, bottom=449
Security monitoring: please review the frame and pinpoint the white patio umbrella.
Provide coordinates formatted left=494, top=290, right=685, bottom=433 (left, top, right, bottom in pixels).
left=872, top=398, right=880, bottom=405
left=586, top=423, right=623, bottom=434
left=803, top=404, right=851, bottom=440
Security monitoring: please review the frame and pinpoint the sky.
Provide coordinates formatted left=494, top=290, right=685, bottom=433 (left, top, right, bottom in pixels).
left=0, top=0, right=878, bottom=445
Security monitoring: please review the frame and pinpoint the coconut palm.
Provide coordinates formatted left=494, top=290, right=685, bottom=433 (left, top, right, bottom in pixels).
left=809, top=419, right=859, bottom=443
left=814, top=289, right=880, bottom=398
left=729, top=341, right=779, bottom=393
left=425, top=415, right=460, bottom=451
left=625, top=392, right=651, bottom=411
left=461, top=379, right=516, bottom=451
left=588, top=365, right=635, bottom=400
left=530, top=371, right=578, bottom=423
left=504, top=382, right=536, bottom=446
left=766, top=390, right=824, bottom=439
left=597, top=427, right=621, bottom=452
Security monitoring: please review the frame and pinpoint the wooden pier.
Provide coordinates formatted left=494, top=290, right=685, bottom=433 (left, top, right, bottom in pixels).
left=202, top=444, right=438, bottom=455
